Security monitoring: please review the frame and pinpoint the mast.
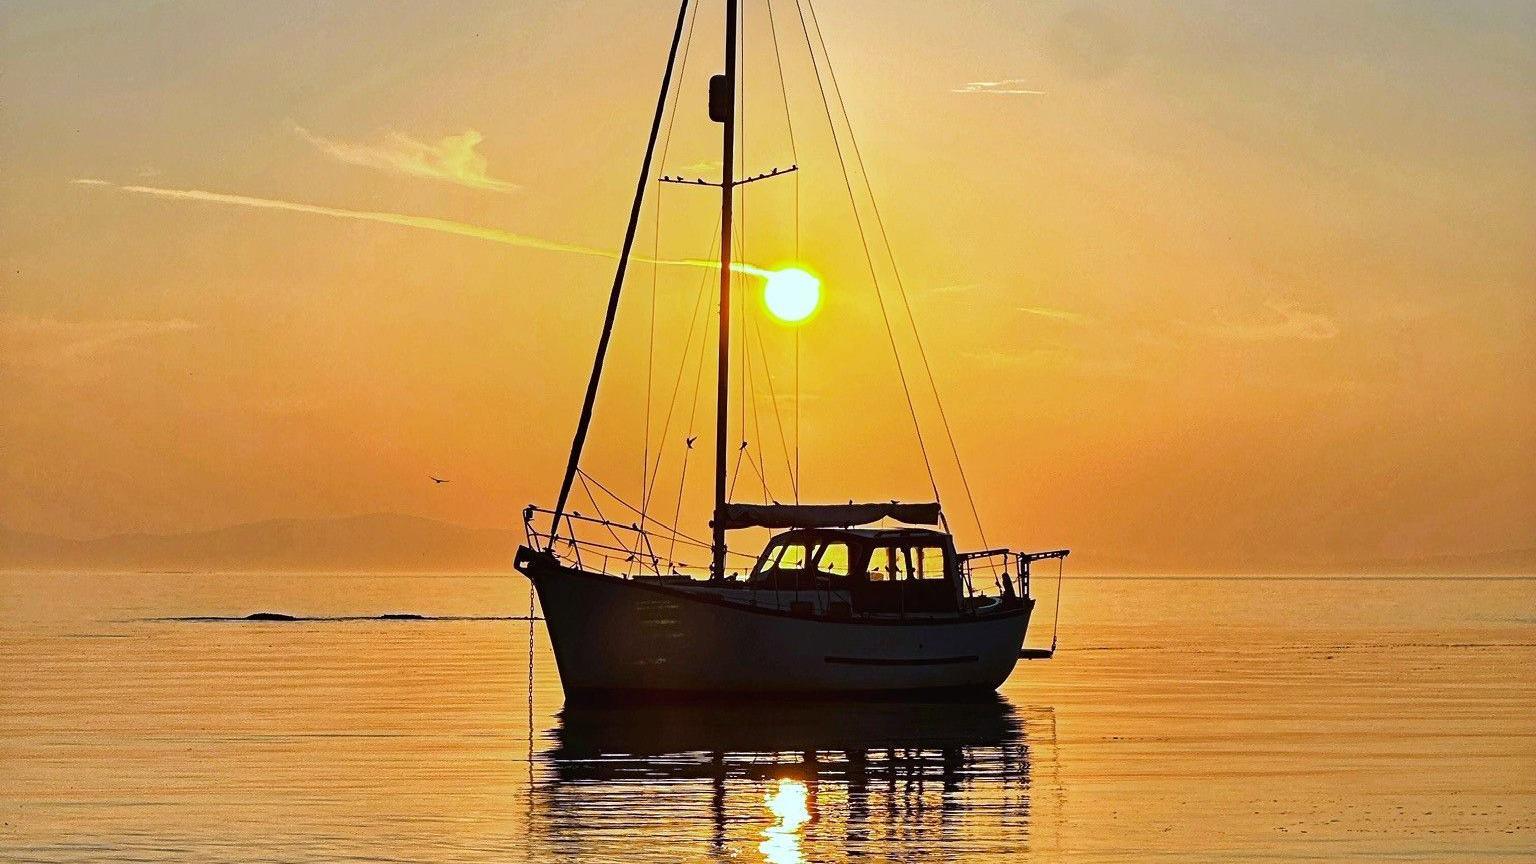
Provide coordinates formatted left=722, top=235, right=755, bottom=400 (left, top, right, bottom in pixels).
left=711, top=0, right=739, bottom=579
left=547, top=0, right=692, bottom=550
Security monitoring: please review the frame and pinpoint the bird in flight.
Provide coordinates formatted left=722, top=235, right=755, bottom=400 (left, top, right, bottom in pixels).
left=430, top=476, right=450, bottom=484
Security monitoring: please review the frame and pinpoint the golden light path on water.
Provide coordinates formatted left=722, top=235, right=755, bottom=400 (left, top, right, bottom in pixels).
left=760, top=778, right=812, bottom=864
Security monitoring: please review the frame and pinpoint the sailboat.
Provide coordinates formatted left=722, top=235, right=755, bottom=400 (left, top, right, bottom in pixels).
left=515, top=0, right=1067, bottom=701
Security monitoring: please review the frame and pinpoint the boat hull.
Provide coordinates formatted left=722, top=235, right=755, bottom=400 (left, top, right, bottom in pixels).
left=516, top=548, right=1034, bottom=701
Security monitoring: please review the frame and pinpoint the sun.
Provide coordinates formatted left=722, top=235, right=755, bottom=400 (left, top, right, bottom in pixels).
left=762, top=268, right=822, bottom=324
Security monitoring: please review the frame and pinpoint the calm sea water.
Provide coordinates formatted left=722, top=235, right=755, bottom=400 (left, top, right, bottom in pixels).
left=1, top=572, right=1532, bottom=862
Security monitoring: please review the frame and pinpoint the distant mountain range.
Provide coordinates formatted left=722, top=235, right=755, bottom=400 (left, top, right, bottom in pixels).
left=1, top=512, right=1531, bottom=575
left=0, top=513, right=520, bottom=573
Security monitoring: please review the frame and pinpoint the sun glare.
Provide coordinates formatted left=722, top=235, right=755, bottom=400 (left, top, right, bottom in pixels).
left=762, top=268, right=821, bottom=324
left=759, top=778, right=811, bottom=864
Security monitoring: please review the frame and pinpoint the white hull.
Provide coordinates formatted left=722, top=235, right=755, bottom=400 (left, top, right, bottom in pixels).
left=517, top=548, right=1034, bottom=700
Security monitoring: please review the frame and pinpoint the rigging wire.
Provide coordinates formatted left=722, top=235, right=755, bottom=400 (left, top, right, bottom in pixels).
left=734, top=0, right=750, bottom=516
left=741, top=305, right=758, bottom=500
left=639, top=0, right=807, bottom=545
left=1052, top=556, right=1065, bottom=653
left=727, top=441, right=748, bottom=500
left=582, top=471, right=704, bottom=549
left=643, top=198, right=657, bottom=518
left=765, top=0, right=803, bottom=501
left=578, top=471, right=646, bottom=575
left=747, top=308, right=797, bottom=499
left=641, top=0, right=704, bottom=527
left=573, top=0, right=989, bottom=572
left=572, top=470, right=752, bottom=563
left=789, top=0, right=943, bottom=507
left=667, top=449, right=694, bottom=570
left=742, top=313, right=773, bottom=502
left=547, top=0, right=693, bottom=549
left=669, top=292, right=718, bottom=567
left=734, top=198, right=773, bottom=505
left=737, top=194, right=745, bottom=500
left=555, top=245, right=715, bottom=570
left=641, top=220, right=720, bottom=513
left=738, top=0, right=795, bottom=510
left=743, top=448, right=774, bottom=503
left=802, top=0, right=990, bottom=547
left=730, top=198, right=749, bottom=504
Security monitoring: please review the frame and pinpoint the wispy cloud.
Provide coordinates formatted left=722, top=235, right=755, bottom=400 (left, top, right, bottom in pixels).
left=74, top=178, right=603, bottom=257
left=71, top=179, right=756, bottom=276
left=293, top=125, right=519, bottom=193
left=1185, top=301, right=1340, bottom=341
left=2, top=313, right=198, bottom=367
left=952, top=79, right=1045, bottom=95
left=1016, top=305, right=1090, bottom=323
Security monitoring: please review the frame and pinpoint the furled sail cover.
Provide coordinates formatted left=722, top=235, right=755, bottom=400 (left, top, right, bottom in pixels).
left=720, top=502, right=942, bottom=530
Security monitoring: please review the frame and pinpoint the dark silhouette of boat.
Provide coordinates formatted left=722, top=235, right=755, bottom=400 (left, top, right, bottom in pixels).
left=515, top=0, right=1067, bottom=701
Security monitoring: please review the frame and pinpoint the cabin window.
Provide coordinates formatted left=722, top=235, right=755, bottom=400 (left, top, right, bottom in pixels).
left=912, top=546, right=946, bottom=580
left=773, top=543, right=809, bottom=571
left=851, top=541, right=958, bottom=614
left=865, top=545, right=947, bottom=581
left=813, top=543, right=851, bottom=577
left=867, top=547, right=894, bottom=581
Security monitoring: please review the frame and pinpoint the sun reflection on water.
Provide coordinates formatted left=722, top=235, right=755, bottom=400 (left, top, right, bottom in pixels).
left=759, top=778, right=812, bottom=864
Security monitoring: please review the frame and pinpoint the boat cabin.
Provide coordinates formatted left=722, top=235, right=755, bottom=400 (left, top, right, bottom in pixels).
left=747, top=527, right=962, bottom=615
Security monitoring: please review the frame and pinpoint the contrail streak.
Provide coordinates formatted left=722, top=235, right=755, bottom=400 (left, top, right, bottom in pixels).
left=1016, top=305, right=1088, bottom=323
left=71, top=178, right=765, bottom=277
left=952, top=79, right=1046, bottom=95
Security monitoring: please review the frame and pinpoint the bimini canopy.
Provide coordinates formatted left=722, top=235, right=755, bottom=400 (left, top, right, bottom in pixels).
left=720, top=501, right=941, bottom=531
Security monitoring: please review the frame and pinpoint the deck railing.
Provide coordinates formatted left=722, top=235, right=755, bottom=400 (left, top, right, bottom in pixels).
left=522, top=505, right=746, bottom=579
left=524, top=504, right=1069, bottom=611
left=958, top=547, right=1070, bottom=602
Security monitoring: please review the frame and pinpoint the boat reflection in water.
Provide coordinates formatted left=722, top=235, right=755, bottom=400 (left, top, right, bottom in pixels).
left=534, top=697, right=1050, bottom=862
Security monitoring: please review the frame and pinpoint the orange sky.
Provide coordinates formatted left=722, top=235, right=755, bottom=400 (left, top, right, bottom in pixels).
left=2, top=1, right=1532, bottom=569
